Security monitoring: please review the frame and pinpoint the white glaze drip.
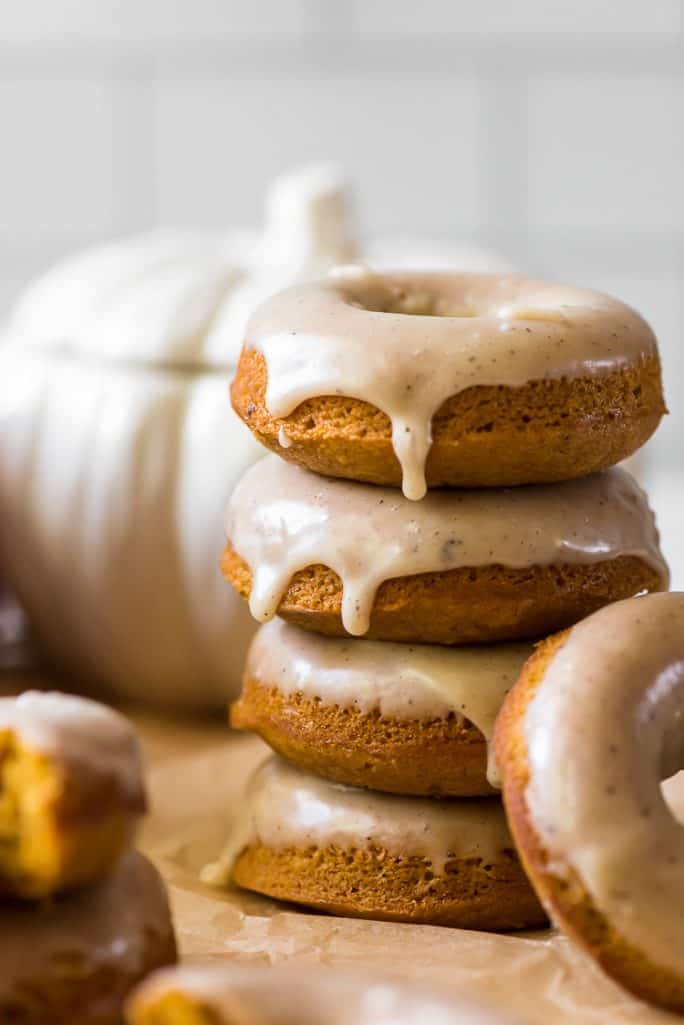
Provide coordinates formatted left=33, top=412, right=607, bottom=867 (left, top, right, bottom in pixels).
left=226, top=457, right=668, bottom=637
left=247, top=619, right=532, bottom=786
left=203, top=756, right=516, bottom=887
left=247, top=270, right=658, bottom=499
left=277, top=425, right=293, bottom=449
left=524, top=593, right=684, bottom=978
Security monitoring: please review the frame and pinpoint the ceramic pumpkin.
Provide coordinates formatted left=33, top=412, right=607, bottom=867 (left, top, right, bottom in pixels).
left=0, top=165, right=362, bottom=709
left=0, top=164, right=507, bottom=710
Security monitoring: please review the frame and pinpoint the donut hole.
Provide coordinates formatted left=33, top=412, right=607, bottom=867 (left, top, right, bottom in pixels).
left=346, top=281, right=478, bottom=319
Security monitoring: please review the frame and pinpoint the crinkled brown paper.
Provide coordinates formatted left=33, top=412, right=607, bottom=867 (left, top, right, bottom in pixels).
left=2, top=652, right=682, bottom=1025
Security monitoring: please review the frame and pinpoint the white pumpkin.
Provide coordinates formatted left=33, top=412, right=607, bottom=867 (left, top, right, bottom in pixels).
left=0, top=163, right=509, bottom=710
left=0, top=165, right=361, bottom=709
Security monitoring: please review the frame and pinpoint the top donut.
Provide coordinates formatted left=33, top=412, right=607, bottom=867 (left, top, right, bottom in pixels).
left=231, top=268, right=665, bottom=499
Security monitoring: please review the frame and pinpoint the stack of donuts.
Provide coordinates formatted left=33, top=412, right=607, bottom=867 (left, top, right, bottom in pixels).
left=209, top=268, right=668, bottom=936
left=0, top=691, right=176, bottom=1024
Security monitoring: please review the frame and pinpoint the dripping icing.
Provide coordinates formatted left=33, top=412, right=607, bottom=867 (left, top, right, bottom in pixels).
left=226, top=457, right=668, bottom=637
left=202, top=757, right=515, bottom=886
left=247, top=270, right=658, bottom=499
left=246, top=619, right=532, bottom=786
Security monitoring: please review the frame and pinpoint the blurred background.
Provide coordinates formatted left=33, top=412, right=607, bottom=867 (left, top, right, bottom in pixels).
left=1, top=0, right=682, bottom=462
left=0, top=1, right=681, bottom=703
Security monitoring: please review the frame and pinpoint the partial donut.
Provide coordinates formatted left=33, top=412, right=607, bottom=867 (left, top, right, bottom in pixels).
left=128, top=962, right=515, bottom=1025
left=202, top=756, right=547, bottom=931
left=0, top=691, right=146, bottom=898
left=224, top=456, right=667, bottom=644
left=232, top=619, right=532, bottom=796
left=495, top=593, right=684, bottom=1012
left=231, top=269, right=665, bottom=499
left=0, top=851, right=176, bottom=1025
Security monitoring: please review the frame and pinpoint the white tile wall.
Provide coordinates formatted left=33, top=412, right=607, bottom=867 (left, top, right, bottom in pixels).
left=0, top=1, right=308, bottom=45
left=354, top=0, right=683, bottom=37
left=153, top=73, right=482, bottom=233
left=527, top=75, right=684, bottom=233
left=0, top=77, right=137, bottom=239
left=0, top=0, right=682, bottom=469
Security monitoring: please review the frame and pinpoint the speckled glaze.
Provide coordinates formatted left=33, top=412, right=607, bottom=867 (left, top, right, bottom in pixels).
left=524, top=593, right=684, bottom=978
left=246, top=269, right=658, bottom=499
left=247, top=619, right=532, bottom=785
left=227, top=457, right=668, bottom=637
left=202, top=757, right=515, bottom=886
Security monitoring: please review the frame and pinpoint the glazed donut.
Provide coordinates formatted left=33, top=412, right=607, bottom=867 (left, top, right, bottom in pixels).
left=231, top=268, right=665, bottom=499
left=202, top=756, right=547, bottom=931
left=224, top=456, right=667, bottom=644
left=128, top=963, right=514, bottom=1025
left=495, top=593, right=684, bottom=1012
left=232, top=618, right=532, bottom=796
left=0, top=691, right=146, bottom=898
left=0, top=851, right=176, bottom=1025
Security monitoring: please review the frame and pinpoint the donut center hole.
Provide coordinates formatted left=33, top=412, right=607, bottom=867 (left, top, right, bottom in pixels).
left=352, top=287, right=478, bottom=318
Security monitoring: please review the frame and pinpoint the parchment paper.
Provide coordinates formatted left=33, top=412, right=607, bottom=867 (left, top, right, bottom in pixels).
left=2, top=654, right=682, bottom=1025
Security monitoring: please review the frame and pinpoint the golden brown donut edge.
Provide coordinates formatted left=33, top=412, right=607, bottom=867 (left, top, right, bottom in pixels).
left=221, top=546, right=663, bottom=645
left=231, top=676, right=494, bottom=797
left=231, top=348, right=666, bottom=488
left=494, top=633, right=684, bottom=1012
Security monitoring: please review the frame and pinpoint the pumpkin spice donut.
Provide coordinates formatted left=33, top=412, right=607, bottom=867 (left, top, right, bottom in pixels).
left=202, top=756, right=547, bottom=931
left=223, top=456, right=667, bottom=644
left=0, top=691, right=146, bottom=898
left=232, top=618, right=532, bottom=796
left=231, top=268, right=665, bottom=499
left=495, top=593, right=684, bottom=1012
left=128, top=962, right=515, bottom=1025
left=0, top=851, right=177, bottom=1025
